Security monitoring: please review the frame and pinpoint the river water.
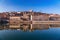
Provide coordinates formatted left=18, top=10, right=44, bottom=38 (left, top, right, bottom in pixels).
left=0, top=24, right=60, bottom=40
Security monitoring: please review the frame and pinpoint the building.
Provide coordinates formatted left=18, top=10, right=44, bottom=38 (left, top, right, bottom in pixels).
left=49, top=14, right=60, bottom=21
left=9, top=16, right=20, bottom=29
left=32, top=12, right=49, bottom=21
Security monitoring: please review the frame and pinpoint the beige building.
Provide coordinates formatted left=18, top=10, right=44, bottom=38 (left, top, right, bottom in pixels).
left=32, top=14, right=49, bottom=21
left=9, top=16, right=20, bottom=29
left=49, top=14, right=60, bottom=21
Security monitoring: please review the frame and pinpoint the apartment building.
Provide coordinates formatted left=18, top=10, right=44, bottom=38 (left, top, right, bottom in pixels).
left=9, top=16, right=20, bottom=29
left=49, top=14, right=60, bottom=21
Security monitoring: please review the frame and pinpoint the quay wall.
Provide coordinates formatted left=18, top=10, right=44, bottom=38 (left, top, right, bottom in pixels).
left=32, top=21, right=60, bottom=24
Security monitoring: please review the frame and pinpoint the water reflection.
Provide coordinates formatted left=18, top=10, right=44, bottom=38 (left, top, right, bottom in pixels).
left=0, top=23, right=60, bottom=32
left=0, top=23, right=60, bottom=40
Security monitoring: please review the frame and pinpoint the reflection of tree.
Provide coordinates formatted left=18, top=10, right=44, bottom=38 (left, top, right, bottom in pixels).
left=0, top=23, right=9, bottom=30
left=23, top=29, right=27, bottom=32
left=20, top=24, right=30, bottom=32
left=29, top=29, right=34, bottom=32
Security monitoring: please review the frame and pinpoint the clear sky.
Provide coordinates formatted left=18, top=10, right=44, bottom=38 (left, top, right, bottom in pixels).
left=0, top=0, right=60, bottom=14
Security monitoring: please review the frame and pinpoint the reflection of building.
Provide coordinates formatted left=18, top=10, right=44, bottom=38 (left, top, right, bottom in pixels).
left=1, top=23, right=60, bottom=31
left=31, top=24, right=49, bottom=30
left=20, top=24, right=49, bottom=31
left=50, top=24, right=60, bottom=27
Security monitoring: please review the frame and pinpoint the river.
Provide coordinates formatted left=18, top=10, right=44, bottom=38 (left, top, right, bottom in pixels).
left=0, top=24, right=60, bottom=40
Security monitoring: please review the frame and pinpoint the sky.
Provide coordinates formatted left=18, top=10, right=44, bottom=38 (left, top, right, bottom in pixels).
left=0, top=0, right=60, bottom=14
